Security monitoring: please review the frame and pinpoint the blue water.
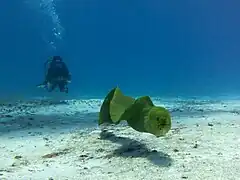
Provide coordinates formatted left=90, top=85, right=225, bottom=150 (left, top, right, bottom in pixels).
left=1, top=0, right=240, bottom=99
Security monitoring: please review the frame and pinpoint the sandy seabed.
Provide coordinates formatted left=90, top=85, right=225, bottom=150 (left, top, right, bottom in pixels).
left=0, top=98, right=240, bottom=180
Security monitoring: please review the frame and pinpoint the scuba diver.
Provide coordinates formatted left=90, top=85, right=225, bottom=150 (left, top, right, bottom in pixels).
left=37, top=55, right=71, bottom=93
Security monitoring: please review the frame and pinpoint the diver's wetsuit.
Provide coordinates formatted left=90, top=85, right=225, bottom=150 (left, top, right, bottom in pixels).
left=44, top=56, right=71, bottom=93
left=47, top=80, right=68, bottom=93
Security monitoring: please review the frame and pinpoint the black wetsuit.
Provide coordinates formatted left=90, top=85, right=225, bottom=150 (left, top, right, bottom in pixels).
left=44, top=56, right=71, bottom=93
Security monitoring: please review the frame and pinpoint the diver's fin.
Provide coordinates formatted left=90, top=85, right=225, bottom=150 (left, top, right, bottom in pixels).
left=98, top=87, right=135, bottom=125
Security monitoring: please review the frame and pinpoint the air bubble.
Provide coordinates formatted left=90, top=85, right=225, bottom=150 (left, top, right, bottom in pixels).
left=25, top=0, right=64, bottom=50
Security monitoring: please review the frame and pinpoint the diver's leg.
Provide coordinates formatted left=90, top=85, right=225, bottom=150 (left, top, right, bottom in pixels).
left=65, top=86, right=69, bottom=93
left=47, top=82, right=57, bottom=92
left=58, top=81, right=68, bottom=93
left=58, top=81, right=64, bottom=92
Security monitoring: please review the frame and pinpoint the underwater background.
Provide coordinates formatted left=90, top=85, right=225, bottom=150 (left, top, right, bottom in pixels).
left=1, top=0, right=240, bottom=99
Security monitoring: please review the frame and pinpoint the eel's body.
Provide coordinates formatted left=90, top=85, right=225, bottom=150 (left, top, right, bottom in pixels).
left=99, top=87, right=171, bottom=137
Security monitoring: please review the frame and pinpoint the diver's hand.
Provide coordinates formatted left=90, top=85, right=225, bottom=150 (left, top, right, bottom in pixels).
left=36, top=83, right=46, bottom=88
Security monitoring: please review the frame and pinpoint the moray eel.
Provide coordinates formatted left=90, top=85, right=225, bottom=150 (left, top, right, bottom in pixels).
left=99, top=87, right=171, bottom=137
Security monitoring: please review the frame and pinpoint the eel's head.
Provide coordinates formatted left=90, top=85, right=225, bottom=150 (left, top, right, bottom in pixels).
left=144, top=106, right=171, bottom=137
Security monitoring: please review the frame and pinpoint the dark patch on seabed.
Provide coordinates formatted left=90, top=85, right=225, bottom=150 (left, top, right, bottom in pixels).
left=0, top=98, right=238, bottom=136
left=0, top=109, right=99, bottom=136
left=0, top=98, right=102, bottom=136
left=168, top=99, right=240, bottom=117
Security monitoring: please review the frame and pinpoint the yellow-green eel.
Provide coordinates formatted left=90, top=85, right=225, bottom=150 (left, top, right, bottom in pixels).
left=98, top=87, right=172, bottom=137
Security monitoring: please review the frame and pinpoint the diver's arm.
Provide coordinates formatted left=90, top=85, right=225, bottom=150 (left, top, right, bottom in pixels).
left=62, top=62, right=71, bottom=81
left=62, top=62, right=69, bottom=73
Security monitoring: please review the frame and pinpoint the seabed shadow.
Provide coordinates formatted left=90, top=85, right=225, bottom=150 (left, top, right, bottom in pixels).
left=100, top=130, right=173, bottom=167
